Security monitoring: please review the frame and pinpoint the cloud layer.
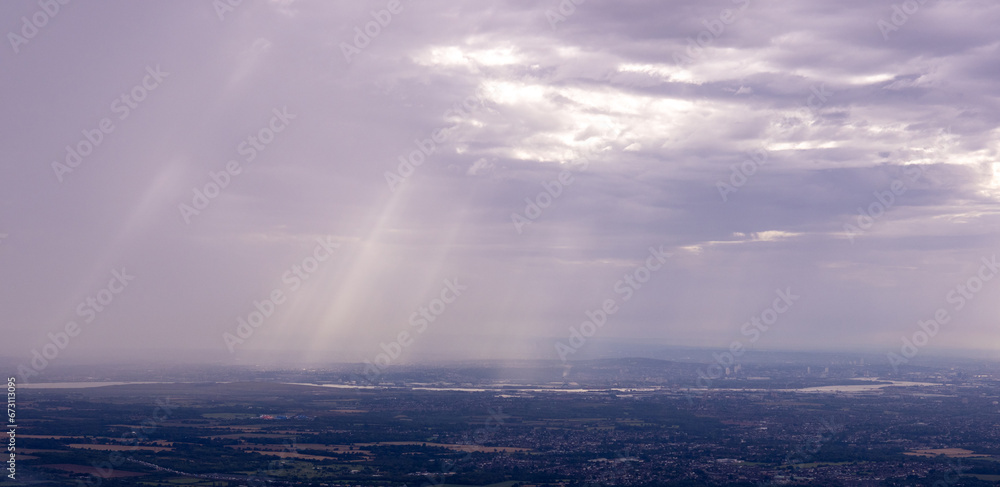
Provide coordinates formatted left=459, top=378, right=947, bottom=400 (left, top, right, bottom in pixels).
left=1, top=0, right=999, bottom=365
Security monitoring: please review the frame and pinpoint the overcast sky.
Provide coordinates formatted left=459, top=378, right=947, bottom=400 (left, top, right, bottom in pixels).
left=1, top=0, right=999, bottom=367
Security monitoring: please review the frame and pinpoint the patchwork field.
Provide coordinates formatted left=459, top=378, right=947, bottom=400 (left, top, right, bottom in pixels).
left=68, top=443, right=173, bottom=452
left=39, top=464, right=149, bottom=478
left=904, top=448, right=988, bottom=458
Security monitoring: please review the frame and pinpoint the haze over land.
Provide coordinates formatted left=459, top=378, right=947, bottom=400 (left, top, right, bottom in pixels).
left=2, top=0, right=1000, bottom=367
